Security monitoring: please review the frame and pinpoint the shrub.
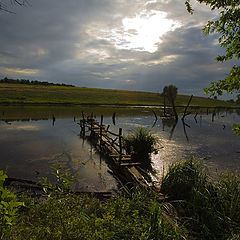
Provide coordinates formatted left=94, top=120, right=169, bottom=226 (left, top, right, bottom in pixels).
left=0, top=170, right=23, bottom=238
left=123, top=127, right=158, bottom=168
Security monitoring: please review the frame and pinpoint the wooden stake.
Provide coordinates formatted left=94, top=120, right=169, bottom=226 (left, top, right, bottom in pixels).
left=119, top=128, right=122, bottom=163
left=100, top=115, right=103, bottom=151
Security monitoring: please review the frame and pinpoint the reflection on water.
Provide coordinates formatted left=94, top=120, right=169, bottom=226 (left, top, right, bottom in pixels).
left=0, top=105, right=239, bottom=189
left=0, top=118, right=118, bottom=192
left=100, top=109, right=240, bottom=178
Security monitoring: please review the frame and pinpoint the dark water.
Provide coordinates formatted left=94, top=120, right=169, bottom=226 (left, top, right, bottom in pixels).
left=0, top=105, right=239, bottom=190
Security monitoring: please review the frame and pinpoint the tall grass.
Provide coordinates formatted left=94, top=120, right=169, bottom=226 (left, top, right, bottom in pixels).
left=123, top=127, right=158, bottom=168
left=161, top=159, right=240, bottom=240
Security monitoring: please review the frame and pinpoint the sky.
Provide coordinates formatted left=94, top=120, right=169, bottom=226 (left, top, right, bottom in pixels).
left=0, top=0, right=237, bottom=97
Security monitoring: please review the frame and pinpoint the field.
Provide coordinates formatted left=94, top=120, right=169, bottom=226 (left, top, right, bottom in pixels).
left=0, top=83, right=238, bottom=107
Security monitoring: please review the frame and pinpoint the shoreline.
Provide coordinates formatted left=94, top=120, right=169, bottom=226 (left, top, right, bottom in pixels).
left=0, top=102, right=239, bottom=109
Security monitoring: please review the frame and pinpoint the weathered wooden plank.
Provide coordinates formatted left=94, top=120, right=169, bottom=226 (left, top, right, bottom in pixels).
left=120, top=162, right=140, bottom=166
left=110, top=154, right=131, bottom=158
left=81, top=116, right=153, bottom=190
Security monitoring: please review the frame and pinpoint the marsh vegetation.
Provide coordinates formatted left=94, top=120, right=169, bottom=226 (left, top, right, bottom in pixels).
left=1, top=159, right=240, bottom=240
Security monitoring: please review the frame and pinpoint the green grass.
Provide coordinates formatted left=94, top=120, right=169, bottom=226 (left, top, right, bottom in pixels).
left=9, top=191, right=186, bottom=240
left=123, top=127, right=158, bottom=168
left=0, top=83, right=238, bottom=107
left=1, top=159, right=240, bottom=239
left=2, top=167, right=186, bottom=240
left=161, top=159, right=240, bottom=240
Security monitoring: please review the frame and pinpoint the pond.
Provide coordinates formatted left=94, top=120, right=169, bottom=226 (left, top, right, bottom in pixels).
left=0, top=105, right=239, bottom=191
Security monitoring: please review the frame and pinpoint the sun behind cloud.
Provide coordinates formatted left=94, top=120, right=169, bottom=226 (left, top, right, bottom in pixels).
left=99, top=9, right=181, bottom=53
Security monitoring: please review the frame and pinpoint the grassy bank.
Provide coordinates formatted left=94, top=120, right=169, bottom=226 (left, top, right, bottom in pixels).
left=1, top=160, right=240, bottom=240
left=0, top=83, right=238, bottom=107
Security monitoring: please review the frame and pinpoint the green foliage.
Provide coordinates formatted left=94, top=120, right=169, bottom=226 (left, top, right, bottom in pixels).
left=185, top=0, right=194, bottom=14
left=187, top=0, right=240, bottom=134
left=10, top=187, right=185, bottom=240
left=204, top=66, right=240, bottom=96
left=38, top=164, right=75, bottom=198
left=187, top=0, right=240, bottom=97
left=161, top=159, right=240, bottom=240
left=232, top=124, right=240, bottom=135
left=123, top=127, right=158, bottom=167
left=0, top=161, right=239, bottom=239
left=162, top=85, right=178, bottom=103
left=0, top=170, right=23, bottom=238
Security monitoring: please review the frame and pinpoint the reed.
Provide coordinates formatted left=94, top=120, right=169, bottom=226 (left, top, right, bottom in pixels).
left=161, top=159, right=240, bottom=240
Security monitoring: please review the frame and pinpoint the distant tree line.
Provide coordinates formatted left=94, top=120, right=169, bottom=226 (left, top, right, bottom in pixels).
left=0, top=77, right=75, bottom=87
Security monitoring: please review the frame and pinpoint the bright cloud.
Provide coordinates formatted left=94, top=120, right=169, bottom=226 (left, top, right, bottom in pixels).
left=99, top=10, right=181, bottom=53
left=0, top=67, right=40, bottom=76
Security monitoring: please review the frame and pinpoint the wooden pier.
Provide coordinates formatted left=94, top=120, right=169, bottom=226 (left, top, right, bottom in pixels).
left=79, top=114, right=151, bottom=189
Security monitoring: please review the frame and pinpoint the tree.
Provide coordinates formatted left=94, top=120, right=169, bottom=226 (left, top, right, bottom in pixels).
left=163, top=85, right=178, bottom=120
left=0, top=0, right=28, bottom=13
left=185, top=0, right=240, bottom=135
left=185, top=0, right=239, bottom=96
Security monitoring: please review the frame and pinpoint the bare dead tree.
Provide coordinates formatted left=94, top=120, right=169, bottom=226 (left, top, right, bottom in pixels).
left=0, top=0, right=28, bottom=13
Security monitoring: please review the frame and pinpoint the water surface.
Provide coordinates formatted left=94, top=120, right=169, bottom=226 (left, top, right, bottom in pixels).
left=0, top=105, right=239, bottom=190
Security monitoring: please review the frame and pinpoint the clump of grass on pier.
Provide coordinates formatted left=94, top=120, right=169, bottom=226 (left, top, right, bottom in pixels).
left=123, top=127, right=158, bottom=168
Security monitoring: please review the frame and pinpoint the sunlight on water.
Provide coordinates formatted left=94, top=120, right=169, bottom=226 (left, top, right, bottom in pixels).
left=0, top=106, right=239, bottom=190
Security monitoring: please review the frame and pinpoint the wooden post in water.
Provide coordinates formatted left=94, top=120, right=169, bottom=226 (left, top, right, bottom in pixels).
left=81, top=112, right=86, bottom=134
left=163, top=95, right=166, bottom=116
left=212, top=109, right=216, bottom=122
left=81, top=112, right=85, bottom=124
left=119, top=128, right=122, bottom=164
left=100, top=115, right=103, bottom=152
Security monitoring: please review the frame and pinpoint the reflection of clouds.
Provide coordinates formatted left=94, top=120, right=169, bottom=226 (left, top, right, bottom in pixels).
left=4, top=125, right=40, bottom=131
left=122, top=122, right=143, bottom=128
left=152, top=137, right=198, bottom=180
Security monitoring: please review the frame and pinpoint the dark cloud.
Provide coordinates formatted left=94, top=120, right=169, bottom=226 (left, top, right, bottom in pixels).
left=0, top=0, right=236, bottom=98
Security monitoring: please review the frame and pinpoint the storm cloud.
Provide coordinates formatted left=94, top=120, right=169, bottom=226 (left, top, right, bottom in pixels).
left=0, top=0, right=235, bottom=97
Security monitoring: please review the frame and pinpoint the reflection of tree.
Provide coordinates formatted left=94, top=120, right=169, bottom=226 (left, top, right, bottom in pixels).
left=182, top=119, right=190, bottom=142
left=151, top=110, right=158, bottom=128
left=162, top=117, right=177, bottom=129
left=236, top=109, right=240, bottom=116
left=161, top=117, right=178, bottom=140
left=212, top=110, right=216, bottom=122
left=169, top=120, right=177, bottom=140
left=162, top=85, right=178, bottom=120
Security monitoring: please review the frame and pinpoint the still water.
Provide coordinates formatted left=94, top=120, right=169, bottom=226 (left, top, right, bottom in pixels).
left=0, top=105, right=239, bottom=191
